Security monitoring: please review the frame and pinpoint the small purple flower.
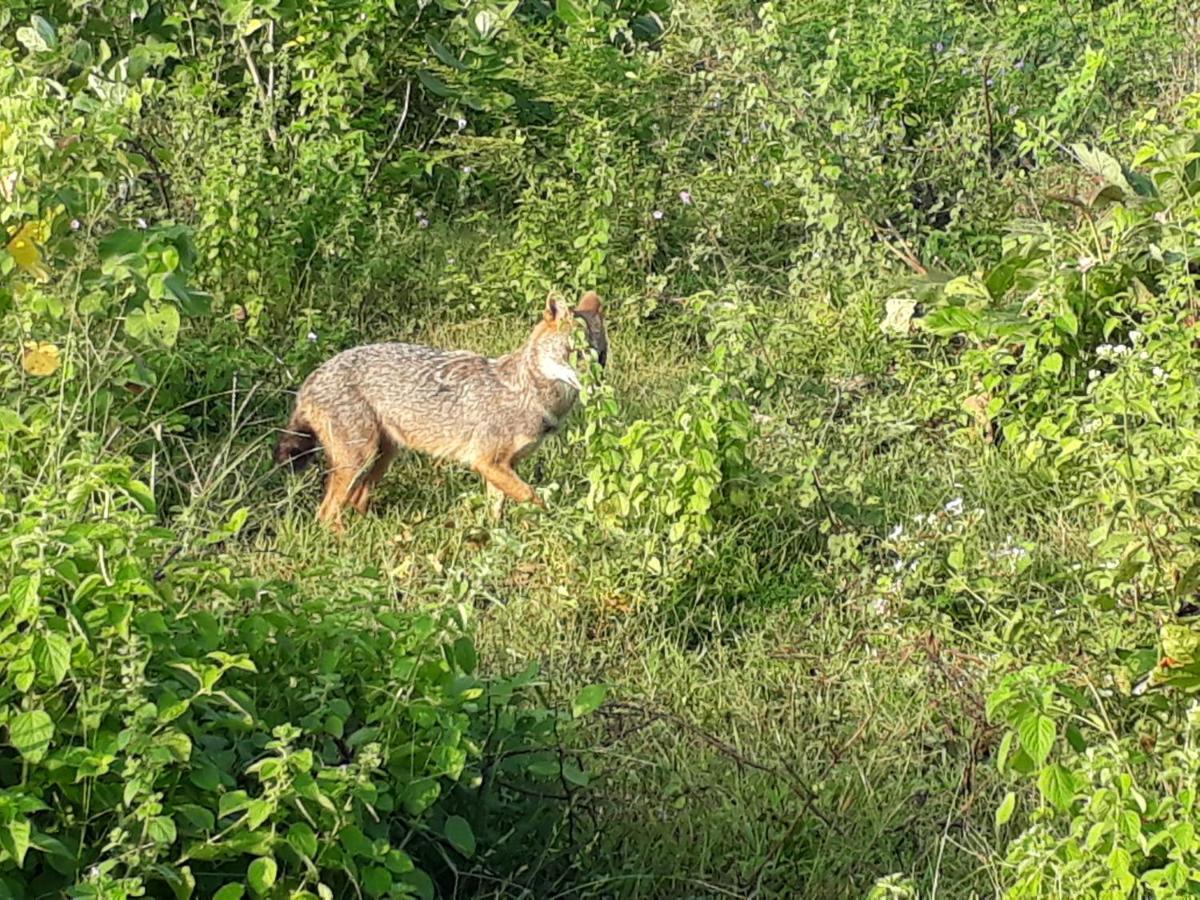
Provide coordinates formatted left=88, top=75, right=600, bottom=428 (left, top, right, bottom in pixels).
left=763, top=179, right=774, bottom=188
left=456, top=117, right=467, bottom=130
left=1007, top=105, right=1019, bottom=115
left=418, top=217, right=430, bottom=229
left=986, top=77, right=994, bottom=87
left=679, top=190, right=692, bottom=205
left=652, top=209, right=664, bottom=220
left=1014, top=59, right=1025, bottom=70
left=70, top=219, right=81, bottom=231
left=934, top=41, right=945, bottom=53
left=462, top=165, right=473, bottom=174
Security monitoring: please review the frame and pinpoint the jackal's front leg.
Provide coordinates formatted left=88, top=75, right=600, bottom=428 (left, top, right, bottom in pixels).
left=475, top=459, right=546, bottom=512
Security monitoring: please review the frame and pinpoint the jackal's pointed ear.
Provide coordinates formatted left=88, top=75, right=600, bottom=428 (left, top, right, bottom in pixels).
left=575, top=290, right=602, bottom=315
left=544, top=292, right=569, bottom=323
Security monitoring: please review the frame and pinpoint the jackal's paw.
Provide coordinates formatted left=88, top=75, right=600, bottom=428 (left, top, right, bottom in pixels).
left=530, top=494, right=547, bottom=511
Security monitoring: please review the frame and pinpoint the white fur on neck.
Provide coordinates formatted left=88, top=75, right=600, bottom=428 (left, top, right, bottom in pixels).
left=539, top=357, right=582, bottom=391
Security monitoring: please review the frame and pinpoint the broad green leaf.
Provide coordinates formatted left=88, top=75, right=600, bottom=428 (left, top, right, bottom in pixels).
left=247, top=857, right=277, bottom=895
left=32, top=633, right=70, bottom=686
left=1037, top=763, right=1076, bottom=811
left=8, top=710, right=54, bottom=762
left=555, top=0, right=588, bottom=26
left=213, top=884, right=244, bottom=900
left=0, top=818, right=31, bottom=867
left=148, top=815, right=177, bottom=845
left=364, top=866, right=392, bottom=897
left=402, top=778, right=440, bottom=815
left=1017, top=713, right=1055, bottom=765
left=125, top=302, right=181, bottom=348
left=444, top=815, right=475, bottom=857
left=1039, top=352, right=1063, bottom=376
left=98, top=227, right=144, bottom=260
left=571, top=684, right=607, bottom=719
left=1071, top=143, right=1134, bottom=195
left=10, top=572, right=40, bottom=623
left=454, top=636, right=477, bottom=673
left=287, top=822, right=318, bottom=858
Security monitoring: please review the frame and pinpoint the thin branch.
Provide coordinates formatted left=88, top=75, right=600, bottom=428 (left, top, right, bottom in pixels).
left=237, top=32, right=279, bottom=149
left=365, top=81, right=412, bottom=194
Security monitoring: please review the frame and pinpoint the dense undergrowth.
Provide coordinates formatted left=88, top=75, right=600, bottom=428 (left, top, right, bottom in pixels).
left=4, top=0, right=1200, bottom=895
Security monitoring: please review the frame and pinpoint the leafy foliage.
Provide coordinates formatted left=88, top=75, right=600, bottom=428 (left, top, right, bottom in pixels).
left=2, top=0, right=1200, bottom=894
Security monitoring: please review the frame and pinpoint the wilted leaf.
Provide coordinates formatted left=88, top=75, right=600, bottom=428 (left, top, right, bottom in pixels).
left=881, top=295, right=917, bottom=334
left=6, top=222, right=50, bottom=280
left=21, top=341, right=61, bottom=376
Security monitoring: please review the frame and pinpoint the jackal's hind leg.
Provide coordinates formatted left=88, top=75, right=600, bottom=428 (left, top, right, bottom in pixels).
left=485, top=482, right=507, bottom=520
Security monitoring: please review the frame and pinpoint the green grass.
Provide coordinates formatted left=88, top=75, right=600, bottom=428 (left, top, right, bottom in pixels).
left=201, top=292, right=1106, bottom=897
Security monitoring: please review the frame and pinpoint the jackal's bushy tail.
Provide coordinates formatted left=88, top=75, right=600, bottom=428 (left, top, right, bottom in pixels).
left=275, top=411, right=318, bottom=472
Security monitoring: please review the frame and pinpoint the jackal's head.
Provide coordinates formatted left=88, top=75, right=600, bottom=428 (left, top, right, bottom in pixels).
left=528, top=290, right=606, bottom=390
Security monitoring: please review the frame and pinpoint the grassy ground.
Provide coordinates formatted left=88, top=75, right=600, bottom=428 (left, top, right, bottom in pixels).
left=205, top=290, right=1111, bottom=897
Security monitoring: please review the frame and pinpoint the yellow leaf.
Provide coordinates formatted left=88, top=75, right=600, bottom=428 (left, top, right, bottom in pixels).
left=5, top=221, right=50, bottom=281
left=21, top=341, right=61, bottom=377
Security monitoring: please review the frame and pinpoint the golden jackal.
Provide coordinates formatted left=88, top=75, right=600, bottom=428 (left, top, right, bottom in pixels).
left=275, top=291, right=607, bottom=529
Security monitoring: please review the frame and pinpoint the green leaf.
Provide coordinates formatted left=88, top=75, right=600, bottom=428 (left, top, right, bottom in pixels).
left=1071, top=143, right=1134, bottom=195
left=417, top=69, right=455, bottom=98
left=10, top=572, right=41, bottom=623
left=125, top=302, right=181, bottom=348
left=444, top=815, right=476, bottom=857
left=1017, top=713, right=1055, bottom=765
left=1054, top=309, right=1079, bottom=336
left=555, top=0, right=588, bottom=26
left=148, top=815, right=177, bottom=845
left=427, top=37, right=468, bottom=70
left=99, top=227, right=144, bottom=260
left=287, top=822, right=318, bottom=858
left=454, top=636, right=477, bottom=673
left=1037, top=763, right=1076, bottom=811
left=32, top=632, right=71, bottom=686
left=247, top=857, right=277, bottom=895
left=1039, top=352, right=1063, bottom=376
left=218, top=790, right=250, bottom=819
left=213, top=884, right=245, bottom=900
left=571, top=684, right=607, bottom=719
left=32, top=15, right=58, bottom=50
left=402, top=778, right=440, bottom=815
left=995, top=791, right=1016, bottom=827
left=8, top=710, right=54, bottom=762
left=364, top=866, right=393, bottom=897
left=0, top=818, right=31, bottom=867
left=399, top=867, right=435, bottom=900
